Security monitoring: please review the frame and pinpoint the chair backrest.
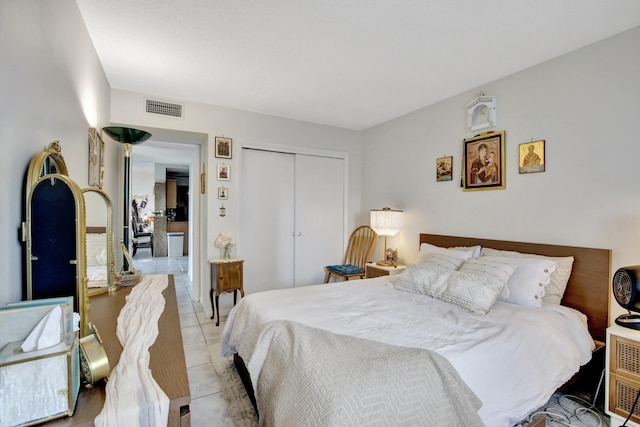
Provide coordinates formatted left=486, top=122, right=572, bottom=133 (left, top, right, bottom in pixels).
left=342, top=225, right=377, bottom=268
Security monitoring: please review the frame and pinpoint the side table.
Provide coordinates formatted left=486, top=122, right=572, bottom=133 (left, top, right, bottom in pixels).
left=209, top=258, right=244, bottom=326
left=365, top=262, right=407, bottom=279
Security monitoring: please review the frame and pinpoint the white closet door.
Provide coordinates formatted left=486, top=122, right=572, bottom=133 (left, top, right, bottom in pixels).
left=239, top=149, right=295, bottom=294
left=294, top=154, right=344, bottom=286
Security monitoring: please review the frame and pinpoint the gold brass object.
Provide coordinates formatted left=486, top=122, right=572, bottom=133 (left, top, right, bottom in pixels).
left=23, top=141, right=111, bottom=386
left=79, top=324, right=110, bottom=385
left=82, top=188, right=120, bottom=296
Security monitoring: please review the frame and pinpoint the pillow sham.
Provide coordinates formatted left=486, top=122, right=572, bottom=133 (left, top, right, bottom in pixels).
left=86, top=233, right=107, bottom=266
left=416, top=243, right=475, bottom=264
left=452, top=245, right=482, bottom=258
left=480, top=248, right=574, bottom=305
left=481, top=256, right=556, bottom=308
left=419, top=253, right=467, bottom=271
left=394, top=263, right=507, bottom=315
left=393, top=263, right=451, bottom=296
left=438, top=271, right=508, bottom=315
left=458, top=257, right=517, bottom=299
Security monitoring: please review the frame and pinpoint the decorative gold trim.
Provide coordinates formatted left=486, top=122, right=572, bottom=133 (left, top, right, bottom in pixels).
left=25, top=141, right=69, bottom=197
left=82, top=188, right=120, bottom=296
left=25, top=173, right=90, bottom=338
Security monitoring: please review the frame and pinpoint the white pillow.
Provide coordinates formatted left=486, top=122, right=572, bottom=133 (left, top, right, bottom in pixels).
left=86, top=233, right=107, bottom=266
left=419, top=253, right=467, bottom=271
left=439, top=271, right=508, bottom=315
left=480, top=248, right=574, bottom=305
left=417, top=243, right=475, bottom=264
left=394, top=263, right=506, bottom=315
left=459, top=258, right=517, bottom=299
left=481, top=256, right=556, bottom=308
left=452, top=245, right=482, bottom=258
left=393, top=263, right=452, bottom=296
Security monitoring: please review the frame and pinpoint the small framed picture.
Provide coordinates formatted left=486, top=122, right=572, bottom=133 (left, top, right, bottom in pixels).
left=436, top=156, right=453, bottom=182
left=463, top=131, right=505, bottom=191
left=385, top=248, right=398, bottom=267
left=217, top=164, right=230, bottom=181
left=215, top=136, right=232, bottom=159
left=218, top=187, right=228, bottom=200
left=88, top=128, right=104, bottom=189
left=519, top=140, right=545, bottom=174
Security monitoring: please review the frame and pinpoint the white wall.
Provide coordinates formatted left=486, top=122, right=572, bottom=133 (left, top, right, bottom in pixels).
left=110, top=90, right=363, bottom=312
left=362, top=26, right=640, bottom=323
left=0, top=0, right=112, bottom=306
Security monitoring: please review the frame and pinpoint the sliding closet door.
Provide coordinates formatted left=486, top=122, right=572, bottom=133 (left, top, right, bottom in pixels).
left=240, top=148, right=345, bottom=293
left=294, top=154, right=344, bottom=286
left=239, top=149, right=295, bottom=294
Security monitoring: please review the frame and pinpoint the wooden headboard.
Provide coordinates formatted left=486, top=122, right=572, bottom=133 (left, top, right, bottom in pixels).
left=87, top=226, right=107, bottom=234
left=420, top=234, right=612, bottom=343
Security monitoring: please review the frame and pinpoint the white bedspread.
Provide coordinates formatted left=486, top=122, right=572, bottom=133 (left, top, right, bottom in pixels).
left=222, top=276, right=595, bottom=427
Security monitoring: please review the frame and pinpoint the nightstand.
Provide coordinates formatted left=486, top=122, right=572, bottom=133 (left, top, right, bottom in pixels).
left=209, top=258, right=244, bottom=326
left=365, top=262, right=407, bottom=279
left=606, top=324, right=640, bottom=427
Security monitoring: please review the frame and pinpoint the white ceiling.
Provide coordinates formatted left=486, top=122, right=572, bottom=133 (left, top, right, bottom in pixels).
left=77, top=1, right=640, bottom=131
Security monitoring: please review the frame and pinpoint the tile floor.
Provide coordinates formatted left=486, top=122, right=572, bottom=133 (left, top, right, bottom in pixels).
left=133, top=249, right=242, bottom=427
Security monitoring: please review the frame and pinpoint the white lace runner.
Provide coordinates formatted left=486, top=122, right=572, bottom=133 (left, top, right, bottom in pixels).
left=95, top=274, right=170, bottom=427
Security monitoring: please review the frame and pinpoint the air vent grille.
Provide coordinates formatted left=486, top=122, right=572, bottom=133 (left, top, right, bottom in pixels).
left=145, top=99, right=184, bottom=118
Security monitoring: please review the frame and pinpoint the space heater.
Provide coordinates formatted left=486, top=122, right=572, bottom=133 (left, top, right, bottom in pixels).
left=612, top=266, right=640, bottom=330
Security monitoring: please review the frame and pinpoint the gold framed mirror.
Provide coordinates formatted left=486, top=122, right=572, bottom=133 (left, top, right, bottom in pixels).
left=82, top=188, right=119, bottom=296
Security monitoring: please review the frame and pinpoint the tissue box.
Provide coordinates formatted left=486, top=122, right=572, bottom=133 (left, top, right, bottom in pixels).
left=0, top=299, right=80, bottom=426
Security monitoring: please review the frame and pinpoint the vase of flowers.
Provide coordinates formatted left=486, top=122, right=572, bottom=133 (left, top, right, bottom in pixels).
left=214, top=232, right=235, bottom=260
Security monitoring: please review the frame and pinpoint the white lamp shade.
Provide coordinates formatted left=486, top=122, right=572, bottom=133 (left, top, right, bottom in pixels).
left=370, top=208, right=403, bottom=236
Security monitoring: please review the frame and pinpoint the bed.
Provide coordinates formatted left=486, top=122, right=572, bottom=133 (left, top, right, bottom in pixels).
left=221, top=234, right=611, bottom=426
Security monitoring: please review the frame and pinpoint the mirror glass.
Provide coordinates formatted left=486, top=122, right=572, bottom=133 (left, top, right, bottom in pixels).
left=82, top=188, right=118, bottom=296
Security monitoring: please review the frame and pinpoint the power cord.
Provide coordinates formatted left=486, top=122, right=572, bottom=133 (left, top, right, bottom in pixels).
left=527, top=393, right=606, bottom=427
left=621, top=387, right=640, bottom=427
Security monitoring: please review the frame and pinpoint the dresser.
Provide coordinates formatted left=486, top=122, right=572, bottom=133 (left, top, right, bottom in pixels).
left=606, top=324, right=640, bottom=427
left=46, top=275, right=191, bottom=426
left=209, top=258, right=244, bottom=326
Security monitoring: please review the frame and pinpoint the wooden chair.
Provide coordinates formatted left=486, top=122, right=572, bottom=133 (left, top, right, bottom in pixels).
left=132, top=215, right=154, bottom=257
left=324, top=225, right=377, bottom=283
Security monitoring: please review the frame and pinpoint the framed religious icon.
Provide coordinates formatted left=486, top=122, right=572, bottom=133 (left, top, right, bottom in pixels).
left=466, top=95, right=497, bottom=131
left=462, top=131, right=505, bottom=191
left=215, top=136, right=232, bottom=159
left=436, top=156, right=453, bottom=182
left=217, top=164, right=230, bottom=181
left=218, top=187, right=228, bottom=200
left=519, top=140, right=545, bottom=174
left=88, top=128, right=104, bottom=189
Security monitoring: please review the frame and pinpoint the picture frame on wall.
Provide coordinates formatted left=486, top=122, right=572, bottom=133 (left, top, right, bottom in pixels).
left=436, top=156, right=453, bottom=182
left=88, top=128, right=104, bottom=189
left=218, top=187, right=228, bottom=200
left=215, top=136, right=232, bottom=159
left=519, top=140, right=545, bottom=174
left=217, top=164, right=230, bottom=181
left=462, top=131, right=505, bottom=191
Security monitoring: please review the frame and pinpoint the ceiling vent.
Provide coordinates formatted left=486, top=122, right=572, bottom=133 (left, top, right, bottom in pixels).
left=145, top=98, right=184, bottom=119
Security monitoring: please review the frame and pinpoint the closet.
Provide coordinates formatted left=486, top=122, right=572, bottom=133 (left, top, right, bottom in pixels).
left=239, top=148, right=345, bottom=294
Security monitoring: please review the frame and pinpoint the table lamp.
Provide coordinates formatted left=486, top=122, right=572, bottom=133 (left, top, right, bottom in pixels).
left=370, top=207, right=403, bottom=266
